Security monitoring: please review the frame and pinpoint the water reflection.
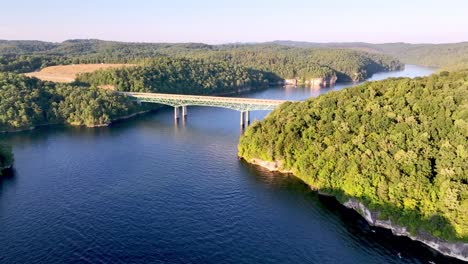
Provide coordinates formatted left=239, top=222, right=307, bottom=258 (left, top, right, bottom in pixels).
left=241, top=161, right=463, bottom=263
left=0, top=168, right=16, bottom=198
left=1, top=65, right=456, bottom=264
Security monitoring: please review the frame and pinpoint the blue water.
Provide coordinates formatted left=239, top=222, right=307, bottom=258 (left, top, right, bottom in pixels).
left=2, top=65, right=462, bottom=263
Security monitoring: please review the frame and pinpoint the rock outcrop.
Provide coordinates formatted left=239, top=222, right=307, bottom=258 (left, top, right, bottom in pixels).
left=344, top=199, right=468, bottom=262
left=244, top=157, right=468, bottom=262
left=309, top=75, right=338, bottom=88
left=283, top=75, right=338, bottom=88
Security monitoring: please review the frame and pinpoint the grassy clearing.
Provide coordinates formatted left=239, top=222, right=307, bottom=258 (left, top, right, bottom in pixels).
left=24, top=64, right=135, bottom=83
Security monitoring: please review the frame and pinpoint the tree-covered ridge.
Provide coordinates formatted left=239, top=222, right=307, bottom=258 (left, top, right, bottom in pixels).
left=0, top=39, right=403, bottom=81
left=0, top=73, right=145, bottom=131
left=75, top=49, right=402, bottom=92
left=0, top=39, right=195, bottom=73
left=76, top=57, right=279, bottom=94
left=269, top=40, right=468, bottom=69
left=0, top=56, right=281, bottom=131
left=0, top=143, right=13, bottom=173
left=239, top=70, right=468, bottom=242
left=176, top=45, right=402, bottom=82
left=377, top=42, right=468, bottom=68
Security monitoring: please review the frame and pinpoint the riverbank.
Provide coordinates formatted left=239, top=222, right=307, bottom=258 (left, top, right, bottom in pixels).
left=1, top=64, right=448, bottom=263
left=1, top=64, right=405, bottom=135
left=0, top=83, right=271, bottom=134
left=0, top=109, right=155, bottom=132
left=0, top=165, right=12, bottom=174
left=242, top=157, right=468, bottom=262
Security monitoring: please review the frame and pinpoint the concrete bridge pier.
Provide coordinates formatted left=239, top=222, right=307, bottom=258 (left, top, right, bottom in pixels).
left=182, top=106, right=187, bottom=118
left=240, top=111, right=250, bottom=128
left=174, top=106, right=180, bottom=121
left=240, top=111, right=245, bottom=128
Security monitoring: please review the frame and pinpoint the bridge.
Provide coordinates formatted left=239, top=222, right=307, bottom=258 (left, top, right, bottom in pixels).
left=121, top=92, right=288, bottom=127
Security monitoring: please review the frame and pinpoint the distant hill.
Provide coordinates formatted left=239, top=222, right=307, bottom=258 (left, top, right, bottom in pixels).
left=268, top=40, right=468, bottom=69
left=0, top=39, right=213, bottom=55
left=0, top=39, right=402, bottom=83
left=2, top=39, right=467, bottom=70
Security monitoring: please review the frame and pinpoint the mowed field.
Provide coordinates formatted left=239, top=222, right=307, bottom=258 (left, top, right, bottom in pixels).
left=24, top=64, right=136, bottom=83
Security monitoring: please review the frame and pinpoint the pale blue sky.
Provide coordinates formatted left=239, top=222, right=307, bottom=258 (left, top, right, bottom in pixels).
left=1, top=0, right=467, bottom=43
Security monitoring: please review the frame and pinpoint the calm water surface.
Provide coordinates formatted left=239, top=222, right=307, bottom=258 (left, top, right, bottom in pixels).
left=2, top=65, right=461, bottom=263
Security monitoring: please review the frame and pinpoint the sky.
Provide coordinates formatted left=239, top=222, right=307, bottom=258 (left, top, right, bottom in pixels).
left=1, top=0, right=467, bottom=44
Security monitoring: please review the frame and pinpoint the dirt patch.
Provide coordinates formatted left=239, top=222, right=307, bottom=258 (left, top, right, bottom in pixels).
left=98, top=84, right=116, bottom=90
left=24, top=64, right=136, bottom=83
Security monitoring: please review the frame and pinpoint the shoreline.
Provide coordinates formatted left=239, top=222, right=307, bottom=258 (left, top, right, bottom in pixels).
left=242, top=157, right=468, bottom=262
left=0, top=109, right=159, bottom=133
left=0, top=165, right=12, bottom=170
left=0, top=165, right=13, bottom=176
left=0, top=86, right=261, bottom=134
left=0, top=67, right=402, bottom=134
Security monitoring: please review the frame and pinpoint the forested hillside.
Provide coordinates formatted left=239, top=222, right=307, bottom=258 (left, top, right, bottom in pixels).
left=76, top=57, right=278, bottom=94
left=5, top=39, right=468, bottom=75
left=270, top=40, right=468, bottom=69
left=0, top=40, right=403, bottom=82
left=376, top=42, right=468, bottom=68
left=168, top=45, right=402, bottom=82
left=0, top=73, right=146, bottom=131
left=239, top=70, right=468, bottom=242
left=0, top=56, right=285, bottom=131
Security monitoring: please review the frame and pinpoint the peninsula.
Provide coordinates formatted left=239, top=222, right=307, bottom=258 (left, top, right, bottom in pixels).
left=238, top=70, right=468, bottom=260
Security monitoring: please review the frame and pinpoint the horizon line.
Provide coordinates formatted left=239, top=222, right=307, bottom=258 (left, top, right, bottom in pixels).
left=1, top=38, right=468, bottom=46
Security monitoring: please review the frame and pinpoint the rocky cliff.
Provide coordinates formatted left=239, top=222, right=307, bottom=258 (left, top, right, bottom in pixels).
left=344, top=199, right=468, bottom=261
left=243, top=157, right=468, bottom=262
left=283, top=75, right=338, bottom=88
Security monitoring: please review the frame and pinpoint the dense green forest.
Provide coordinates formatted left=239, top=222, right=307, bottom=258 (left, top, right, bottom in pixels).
left=270, top=40, right=468, bottom=69
left=0, top=142, right=13, bottom=173
left=170, top=45, right=402, bottom=82
left=76, top=57, right=277, bottom=93
left=375, top=42, right=468, bottom=68
left=239, top=70, right=468, bottom=242
left=4, top=39, right=468, bottom=75
left=0, top=56, right=283, bottom=131
left=0, top=40, right=403, bottom=82
left=0, top=73, right=146, bottom=131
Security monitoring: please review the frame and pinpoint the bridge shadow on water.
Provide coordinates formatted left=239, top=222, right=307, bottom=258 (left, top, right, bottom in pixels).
left=239, top=159, right=465, bottom=264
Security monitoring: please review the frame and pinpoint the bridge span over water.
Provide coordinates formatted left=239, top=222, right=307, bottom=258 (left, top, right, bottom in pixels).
left=121, top=92, right=289, bottom=127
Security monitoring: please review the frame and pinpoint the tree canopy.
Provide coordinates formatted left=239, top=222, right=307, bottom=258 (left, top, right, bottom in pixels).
left=0, top=40, right=403, bottom=82
left=76, top=57, right=278, bottom=94
left=0, top=72, right=146, bottom=131
left=268, top=40, right=468, bottom=70
left=239, top=70, right=468, bottom=242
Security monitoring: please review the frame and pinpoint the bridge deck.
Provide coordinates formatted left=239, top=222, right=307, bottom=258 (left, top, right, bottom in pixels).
left=121, top=92, right=289, bottom=111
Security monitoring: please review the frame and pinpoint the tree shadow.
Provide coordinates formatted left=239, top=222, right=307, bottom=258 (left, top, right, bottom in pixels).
left=0, top=167, right=16, bottom=198
left=317, top=186, right=462, bottom=243
left=240, top=160, right=466, bottom=263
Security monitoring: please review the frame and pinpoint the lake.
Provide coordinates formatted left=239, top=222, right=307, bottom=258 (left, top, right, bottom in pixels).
left=3, top=65, right=461, bottom=263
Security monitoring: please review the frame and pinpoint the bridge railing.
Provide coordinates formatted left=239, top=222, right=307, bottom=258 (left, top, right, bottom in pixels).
left=119, top=91, right=292, bottom=127
left=120, top=92, right=287, bottom=105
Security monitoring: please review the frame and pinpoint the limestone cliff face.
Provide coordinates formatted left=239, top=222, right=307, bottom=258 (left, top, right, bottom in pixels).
left=344, top=199, right=468, bottom=262
left=248, top=158, right=293, bottom=174
left=243, top=157, right=468, bottom=262
left=284, top=79, right=298, bottom=86
left=308, top=75, right=338, bottom=88
left=283, top=75, right=338, bottom=88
